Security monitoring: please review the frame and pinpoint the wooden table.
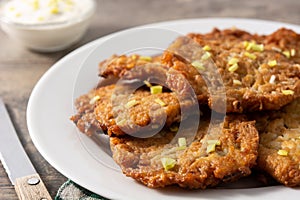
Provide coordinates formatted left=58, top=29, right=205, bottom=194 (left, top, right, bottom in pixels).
left=0, top=0, right=299, bottom=199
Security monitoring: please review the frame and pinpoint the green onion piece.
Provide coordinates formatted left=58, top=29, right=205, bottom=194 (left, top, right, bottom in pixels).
left=150, top=85, right=163, bottom=94
left=161, top=157, right=176, bottom=171
left=252, top=44, right=264, bottom=52
left=228, top=58, right=239, bottom=66
left=228, top=63, right=239, bottom=72
left=243, top=41, right=249, bottom=48
left=244, top=52, right=257, bottom=60
left=178, top=137, right=187, bottom=148
left=268, top=60, right=277, bottom=67
left=244, top=41, right=264, bottom=52
left=139, top=56, right=152, bottom=61
left=291, top=49, right=296, bottom=57
left=282, top=90, right=294, bottom=95
left=201, top=52, right=211, bottom=61
left=125, top=100, right=138, bottom=108
left=283, top=50, right=291, bottom=58
left=277, top=149, right=288, bottom=156
left=131, top=54, right=138, bottom=60
left=233, top=79, right=242, bottom=85
left=89, top=95, right=100, bottom=104
left=191, top=60, right=205, bottom=70
left=155, top=98, right=166, bottom=107
left=206, top=144, right=216, bottom=154
left=143, top=80, right=152, bottom=87
left=206, top=140, right=221, bottom=154
left=246, top=42, right=254, bottom=51
left=203, top=45, right=211, bottom=51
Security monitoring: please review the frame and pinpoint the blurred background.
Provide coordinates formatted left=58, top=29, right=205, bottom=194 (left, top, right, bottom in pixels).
left=83, top=0, right=300, bottom=47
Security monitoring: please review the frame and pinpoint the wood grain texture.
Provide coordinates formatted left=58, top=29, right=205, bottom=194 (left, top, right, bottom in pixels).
left=15, top=174, right=52, bottom=200
left=0, top=0, right=299, bottom=199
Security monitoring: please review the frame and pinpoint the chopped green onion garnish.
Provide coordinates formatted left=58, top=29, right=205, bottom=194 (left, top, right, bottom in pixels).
left=228, top=63, right=239, bottom=72
left=203, top=45, right=211, bottom=51
left=228, top=58, right=239, bottom=66
left=282, top=90, right=294, bottom=95
left=206, top=144, right=216, bottom=153
left=191, top=60, right=205, bottom=70
left=155, top=98, right=166, bottom=107
left=139, top=56, right=152, bottom=61
left=243, top=41, right=249, bottom=48
left=206, top=140, right=221, bottom=154
left=244, top=52, right=257, bottom=60
left=161, top=157, right=176, bottom=171
left=268, top=60, right=277, bottom=67
left=178, top=137, right=187, bottom=148
left=233, top=79, right=242, bottom=85
left=244, top=41, right=264, bottom=52
left=131, top=55, right=138, bottom=60
left=251, top=44, right=264, bottom=52
left=283, top=50, right=291, bottom=58
left=125, top=100, right=138, bottom=108
left=291, top=49, right=296, bottom=57
left=89, top=95, right=100, bottom=104
left=201, top=52, right=211, bottom=61
left=245, top=42, right=253, bottom=51
left=150, top=85, right=163, bottom=94
left=277, top=149, right=288, bottom=156
left=143, top=80, right=152, bottom=87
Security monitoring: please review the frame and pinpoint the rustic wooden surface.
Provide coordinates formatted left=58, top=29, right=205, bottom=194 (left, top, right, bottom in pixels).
left=0, top=0, right=299, bottom=199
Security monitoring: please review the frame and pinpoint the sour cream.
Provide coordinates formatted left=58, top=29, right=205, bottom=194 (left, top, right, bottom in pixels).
left=0, top=0, right=96, bottom=52
left=1, top=0, right=94, bottom=25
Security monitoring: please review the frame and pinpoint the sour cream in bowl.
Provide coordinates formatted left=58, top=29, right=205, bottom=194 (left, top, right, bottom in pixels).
left=0, top=0, right=96, bottom=52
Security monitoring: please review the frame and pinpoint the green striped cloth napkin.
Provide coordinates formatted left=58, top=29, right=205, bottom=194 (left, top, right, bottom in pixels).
left=55, top=180, right=109, bottom=200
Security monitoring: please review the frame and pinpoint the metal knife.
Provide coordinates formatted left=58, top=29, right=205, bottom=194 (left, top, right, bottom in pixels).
left=0, top=99, right=52, bottom=200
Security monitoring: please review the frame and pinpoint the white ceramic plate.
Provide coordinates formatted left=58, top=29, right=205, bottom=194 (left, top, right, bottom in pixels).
left=27, top=18, right=300, bottom=200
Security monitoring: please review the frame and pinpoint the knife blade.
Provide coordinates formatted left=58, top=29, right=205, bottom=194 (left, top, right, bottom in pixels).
left=0, top=98, right=52, bottom=200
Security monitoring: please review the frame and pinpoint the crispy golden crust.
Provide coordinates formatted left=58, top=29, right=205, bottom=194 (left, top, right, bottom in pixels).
left=99, top=54, right=161, bottom=78
left=71, top=84, right=195, bottom=136
left=163, top=28, right=300, bottom=113
left=70, top=85, right=114, bottom=136
left=110, top=115, right=259, bottom=189
left=98, top=28, right=300, bottom=113
left=251, top=98, right=300, bottom=186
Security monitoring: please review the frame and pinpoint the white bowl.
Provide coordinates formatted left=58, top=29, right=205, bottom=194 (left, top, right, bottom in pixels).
left=0, top=0, right=96, bottom=52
